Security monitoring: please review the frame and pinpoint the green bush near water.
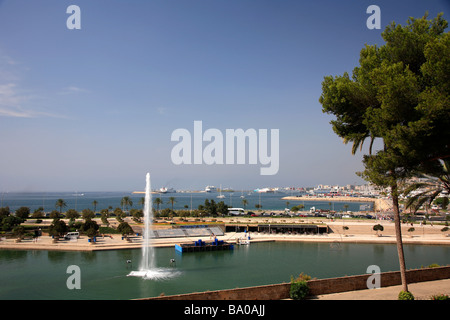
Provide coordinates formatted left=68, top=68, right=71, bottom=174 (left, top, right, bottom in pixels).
left=290, top=273, right=311, bottom=300
left=290, top=280, right=309, bottom=300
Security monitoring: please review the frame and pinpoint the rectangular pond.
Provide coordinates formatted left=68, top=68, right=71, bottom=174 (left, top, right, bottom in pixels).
left=0, top=241, right=449, bottom=299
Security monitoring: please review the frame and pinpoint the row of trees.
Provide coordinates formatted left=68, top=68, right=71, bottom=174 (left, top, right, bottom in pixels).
left=54, top=196, right=266, bottom=215
left=50, top=196, right=232, bottom=218
left=54, top=196, right=194, bottom=215
left=48, top=209, right=99, bottom=239
left=319, top=12, right=450, bottom=293
left=0, top=197, right=232, bottom=232
left=47, top=208, right=134, bottom=239
left=54, top=196, right=138, bottom=214
left=0, top=203, right=137, bottom=239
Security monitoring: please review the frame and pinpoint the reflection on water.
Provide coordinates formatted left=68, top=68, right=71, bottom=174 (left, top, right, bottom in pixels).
left=128, top=268, right=182, bottom=280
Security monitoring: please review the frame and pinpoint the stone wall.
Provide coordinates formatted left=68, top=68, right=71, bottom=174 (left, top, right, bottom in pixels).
left=308, top=266, right=449, bottom=295
left=144, top=266, right=450, bottom=300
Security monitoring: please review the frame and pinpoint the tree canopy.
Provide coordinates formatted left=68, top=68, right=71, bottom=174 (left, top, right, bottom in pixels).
left=320, top=13, right=449, bottom=186
left=0, top=207, right=23, bottom=231
left=319, top=12, right=449, bottom=293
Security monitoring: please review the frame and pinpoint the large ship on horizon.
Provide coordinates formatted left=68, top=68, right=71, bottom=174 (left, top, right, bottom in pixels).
left=254, top=187, right=276, bottom=193
left=205, top=186, right=217, bottom=192
left=159, top=187, right=176, bottom=193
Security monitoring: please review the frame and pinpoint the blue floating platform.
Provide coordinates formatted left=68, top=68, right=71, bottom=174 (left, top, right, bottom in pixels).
left=175, top=239, right=234, bottom=253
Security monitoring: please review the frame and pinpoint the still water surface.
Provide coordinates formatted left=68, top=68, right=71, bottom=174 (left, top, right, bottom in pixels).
left=1, top=191, right=371, bottom=213
left=0, top=242, right=449, bottom=300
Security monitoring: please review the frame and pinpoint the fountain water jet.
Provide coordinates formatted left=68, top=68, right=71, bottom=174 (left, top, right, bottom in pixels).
left=141, top=172, right=153, bottom=271
left=128, top=173, right=181, bottom=280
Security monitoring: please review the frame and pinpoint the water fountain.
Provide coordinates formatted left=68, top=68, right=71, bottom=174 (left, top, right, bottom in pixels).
left=128, top=173, right=180, bottom=280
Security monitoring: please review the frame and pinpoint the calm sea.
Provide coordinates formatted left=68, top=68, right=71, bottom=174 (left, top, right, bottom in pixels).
left=0, top=191, right=371, bottom=213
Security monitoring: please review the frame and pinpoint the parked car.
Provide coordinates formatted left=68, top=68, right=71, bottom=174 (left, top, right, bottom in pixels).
left=64, top=232, right=80, bottom=240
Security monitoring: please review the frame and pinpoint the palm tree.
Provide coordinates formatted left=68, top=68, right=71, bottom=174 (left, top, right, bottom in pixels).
left=168, top=197, right=176, bottom=211
left=55, top=199, right=67, bottom=214
left=138, top=197, right=145, bottom=209
left=120, top=196, right=133, bottom=212
left=92, top=200, right=98, bottom=213
left=153, top=197, right=163, bottom=213
left=241, top=199, right=248, bottom=210
left=403, top=159, right=450, bottom=214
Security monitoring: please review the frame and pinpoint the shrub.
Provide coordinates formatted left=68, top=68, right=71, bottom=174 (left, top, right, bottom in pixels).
left=292, top=272, right=312, bottom=282
left=431, top=294, right=449, bottom=300
left=398, top=291, right=414, bottom=300
left=290, top=280, right=309, bottom=300
left=290, top=273, right=311, bottom=300
left=427, top=263, right=440, bottom=268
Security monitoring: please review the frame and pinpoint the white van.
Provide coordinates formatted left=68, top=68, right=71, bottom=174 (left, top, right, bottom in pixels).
left=228, top=208, right=245, bottom=216
left=64, top=232, right=80, bottom=240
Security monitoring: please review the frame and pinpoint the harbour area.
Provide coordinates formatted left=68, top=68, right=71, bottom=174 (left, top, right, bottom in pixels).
left=281, top=195, right=393, bottom=211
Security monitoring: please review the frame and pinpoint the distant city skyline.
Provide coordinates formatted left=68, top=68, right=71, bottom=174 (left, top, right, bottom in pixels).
left=0, top=0, right=449, bottom=192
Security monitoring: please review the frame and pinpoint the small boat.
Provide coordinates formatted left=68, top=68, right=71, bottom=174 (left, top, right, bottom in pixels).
left=217, top=184, right=225, bottom=198
left=237, top=237, right=250, bottom=245
left=254, top=187, right=274, bottom=193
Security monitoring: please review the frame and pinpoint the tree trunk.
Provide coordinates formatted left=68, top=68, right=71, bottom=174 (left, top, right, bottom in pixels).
left=391, top=182, right=408, bottom=292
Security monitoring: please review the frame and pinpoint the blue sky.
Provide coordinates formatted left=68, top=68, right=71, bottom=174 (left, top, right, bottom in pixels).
left=0, top=0, right=449, bottom=192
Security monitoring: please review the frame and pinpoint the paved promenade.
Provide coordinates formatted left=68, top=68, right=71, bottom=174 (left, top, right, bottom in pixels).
left=1, top=217, right=449, bottom=250
left=313, top=278, right=450, bottom=300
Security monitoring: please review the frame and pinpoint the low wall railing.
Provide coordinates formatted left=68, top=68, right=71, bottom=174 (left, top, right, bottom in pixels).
left=142, top=266, right=450, bottom=300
